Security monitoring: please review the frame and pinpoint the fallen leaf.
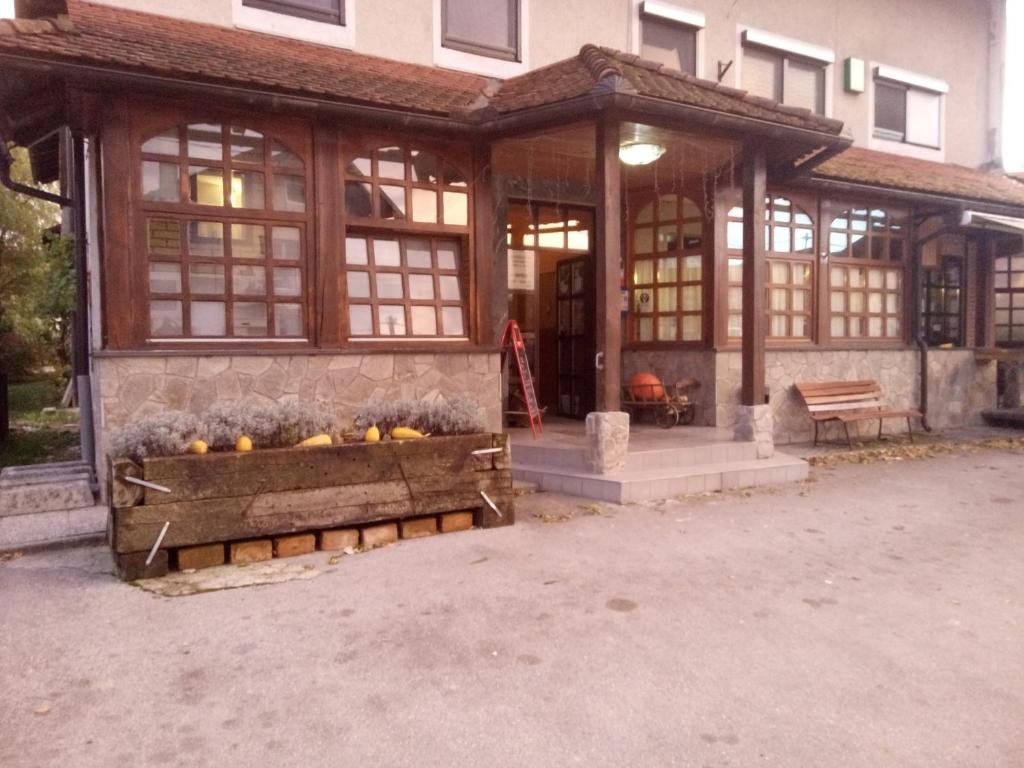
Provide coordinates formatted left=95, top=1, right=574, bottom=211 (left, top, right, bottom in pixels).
left=328, top=556, right=341, bottom=566
left=34, top=703, right=50, bottom=716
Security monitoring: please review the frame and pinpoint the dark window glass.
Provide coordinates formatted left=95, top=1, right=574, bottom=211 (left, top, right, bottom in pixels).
left=874, top=81, right=907, bottom=138
left=243, top=0, right=343, bottom=25
left=921, top=256, right=964, bottom=347
left=442, top=0, right=519, bottom=61
left=640, top=14, right=697, bottom=75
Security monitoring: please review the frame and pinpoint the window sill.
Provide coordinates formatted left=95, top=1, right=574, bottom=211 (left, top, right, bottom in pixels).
left=868, top=134, right=943, bottom=162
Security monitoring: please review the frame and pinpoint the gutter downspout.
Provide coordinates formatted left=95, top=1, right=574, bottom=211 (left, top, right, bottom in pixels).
left=0, top=137, right=72, bottom=206
left=915, top=336, right=933, bottom=432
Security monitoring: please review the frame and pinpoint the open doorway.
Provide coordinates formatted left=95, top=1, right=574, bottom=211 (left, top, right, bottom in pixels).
left=506, top=202, right=595, bottom=419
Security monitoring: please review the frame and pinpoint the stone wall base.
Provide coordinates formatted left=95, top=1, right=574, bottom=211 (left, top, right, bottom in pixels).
left=733, top=404, right=775, bottom=458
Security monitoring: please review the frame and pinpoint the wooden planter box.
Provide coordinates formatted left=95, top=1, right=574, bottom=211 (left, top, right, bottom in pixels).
left=108, top=433, right=514, bottom=580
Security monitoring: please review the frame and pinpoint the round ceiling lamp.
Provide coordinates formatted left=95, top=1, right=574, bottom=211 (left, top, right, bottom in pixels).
left=619, top=141, right=666, bottom=166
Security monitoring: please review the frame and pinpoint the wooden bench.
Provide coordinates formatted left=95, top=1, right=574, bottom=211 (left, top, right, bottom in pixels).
left=795, top=380, right=922, bottom=448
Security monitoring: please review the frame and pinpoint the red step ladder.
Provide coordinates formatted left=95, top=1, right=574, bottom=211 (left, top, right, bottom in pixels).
left=500, top=320, right=544, bottom=438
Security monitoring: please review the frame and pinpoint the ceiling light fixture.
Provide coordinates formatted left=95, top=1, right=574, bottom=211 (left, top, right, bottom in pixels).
left=619, top=141, right=666, bottom=166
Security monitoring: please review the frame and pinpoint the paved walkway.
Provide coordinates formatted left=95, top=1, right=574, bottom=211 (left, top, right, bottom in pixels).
left=1, top=449, right=1022, bottom=767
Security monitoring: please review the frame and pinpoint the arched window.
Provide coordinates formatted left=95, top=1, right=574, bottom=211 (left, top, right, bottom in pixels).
left=342, top=143, right=471, bottom=339
left=828, top=208, right=906, bottom=339
left=725, top=196, right=815, bottom=340
left=629, top=193, right=704, bottom=343
left=140, top=122, right=310, bottom=341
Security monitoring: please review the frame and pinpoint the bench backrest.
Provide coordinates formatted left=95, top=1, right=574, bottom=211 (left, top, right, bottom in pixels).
left=795, top=380, right=886, bottom=415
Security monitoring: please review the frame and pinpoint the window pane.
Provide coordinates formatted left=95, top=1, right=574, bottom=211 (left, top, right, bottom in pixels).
left=770, top=315, right=787, bottom=337
left=681, top=315, right=701, bottom=341
left=682, top=255, right=702, bottom=282
left=409, top=273, right=435, bottom=299
left=442, top=306, right=465, bottom=336
left=273, top=267, right=302, bottom=297
left=234, top=302, right=268, bottom=336
left=191, top=301, right=226, bottom=336
left=443, top=191, right=468, bottom=226
left=444, top=163, right=467, bottom=187
left=657, top=287, right=677, bottom=312
left=437, top=242, right=459, bottom=270
left=406, top=239, right=433, bottom=268
left=345, top=237, right=368, bottom=265
left=786, top=59, right=825, bottom=113
left=272, top=227, right=301, bottom=260
left=142, top=161, right=180, bottom=202
left=187, top=123, right=222, bottom=161
left=380, top=185, right=406, bottom=219
left=270, top=140, right=303, bottom=171
left=150, top=300, right=182, bottom=336
left=656, top=225, right=678, bottom=252
left=378, top=146, right=405, bottom=180
left=726, top=221, right=744, bottom=250
left=410, top=151, right=440, bottom=183
left=875, top=81, right=906, bottom=136
left=640, top=15, right=697, bottom=75
left=794, top=228, right=813, bottom=253
left=190, top=166, right=223, bottom=206
left=229, top=127, right=264, bottom=164
left=742, top=47, right=783, bottom=102
left=657, top=316, right=678, bottom=341
left=792, top=315, right=808, bottom=337
left=275, top=303, right=303, bottom=337
left=657, top=257, right=678, bottom=283
left=189, top=264, right=225, bottom=294
left=232, top=224, right=266, bottom=259
left=682, top=285, right=701, bottom=310
left=374, top=239, right=401, bottom=266
left=345, top=181, right=373, bottom=217
left=233, top=265, right=266, bottom=296
left=147, top=218, right=181, bottom=255
left=347, top=271, right=370, bottom=298
left=378, top=305, right=407, bottom=335
left=188, top=221, right=225, bottom=257
left=792, top=289, right=808, bottom=311
left=728, top=287, right=743, bottom=310
left=773, top=226, right=791, bottom=253
left=376, top=273, right=404, bottom=299
left=728, top=258, right=743, bottom=283
left=829, top=232, right=848, bottom=254
left=634, top=227, right=654, bottom=254
left=411, top=188, right=439, bottom=223
left=273, top=174, right=306, bottom=212
left=142, top=128, right=180, bottom=157
left=411, top=306, right=438, bottom=336
left=346, top=154, right=371, bottom=177
left=831, top=316, right=846, bottom=337
left=349, top=305, right=372, bottom=336
left=637, top=316, right=654, bottom=341
left=232, top=170, right=265, bottom=209
left=906, top=88, right=941, bottom=147
left=634, top=259, right=654, bottom=285
left=443, top=0, right=517, bottom=54
left=439, top=275, right=461, bottom=301
left=149, top=263, right=181, bottom=294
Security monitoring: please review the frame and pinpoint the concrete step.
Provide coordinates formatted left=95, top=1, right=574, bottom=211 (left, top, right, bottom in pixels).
left=511, top=440, right=760, bottom=473
left=0, top=462, right=95, bottom=516
left=513, top=453, right=809, bottom=504
left=0, top=504, right=107, bottom=552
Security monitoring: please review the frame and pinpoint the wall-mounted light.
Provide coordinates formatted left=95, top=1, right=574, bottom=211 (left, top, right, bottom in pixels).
left=619, top=142, right=666, bottom=166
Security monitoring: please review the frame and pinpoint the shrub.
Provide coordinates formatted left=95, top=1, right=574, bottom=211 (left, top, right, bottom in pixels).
left=108, top=411, right=202, bottom=463
left=354, top=394, right=485, bottom=436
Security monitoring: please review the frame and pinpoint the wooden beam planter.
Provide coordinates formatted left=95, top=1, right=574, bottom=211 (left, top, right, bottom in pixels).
left=108, top=434, right=514, bottom=580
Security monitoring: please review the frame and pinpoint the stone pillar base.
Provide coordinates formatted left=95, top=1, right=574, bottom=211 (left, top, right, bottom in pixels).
left=733, top=404, right=774, bottom=459
left=585, top=411, right=630, bottom=474
left=1002, top=361, right=1023, bottom=409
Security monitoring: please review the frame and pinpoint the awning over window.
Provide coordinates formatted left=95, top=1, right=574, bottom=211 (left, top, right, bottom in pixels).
left=960, top=210, right=1024, bottom=235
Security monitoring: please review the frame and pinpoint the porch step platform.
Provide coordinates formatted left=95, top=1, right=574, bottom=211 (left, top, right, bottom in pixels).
left=0, top=505, right=107, bottom=552
left=0, top=461, right=95, bottom=516
left=513, top=452, right=808, bottom=504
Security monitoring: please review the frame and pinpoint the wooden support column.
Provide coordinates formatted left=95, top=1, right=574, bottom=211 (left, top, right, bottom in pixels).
left=472, top=142, right=498, bottom=346
left=740, top=143, right=767, bottom=406
left=594, top=118, right=622, bottom=412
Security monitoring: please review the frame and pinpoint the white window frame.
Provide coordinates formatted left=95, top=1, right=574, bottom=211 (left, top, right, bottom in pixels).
left=630, top=0, right=706, bottom=79
left=868, top=63, right=948, bottom=161
left=433, top=0, right=530, bottom=79
left=232, top=0, right=355, bottom=49
left=735, top=26, right=835, bottom=117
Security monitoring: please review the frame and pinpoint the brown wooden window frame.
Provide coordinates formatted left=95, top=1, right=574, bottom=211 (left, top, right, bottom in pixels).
left=826, top=207, right=907, bottom=342
left=242, top=0, right=344, bottom=25
left=921, top=254, right=965, bottom=347
left=639, top=10, right=699, bottom=76
left=342, top=139, right=473, bottom=342
left=441, top=0, right=521, bottom=62
left=137, top=119, right=313, bottom=345
left=994, top=248, right=1024, bottom=346
left=628, top=191, right=706, bottom=345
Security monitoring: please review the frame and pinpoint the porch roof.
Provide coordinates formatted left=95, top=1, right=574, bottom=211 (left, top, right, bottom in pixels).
left=810, top=147, right=1024, bottom=212
left=0, top=0, right=841, bottom=140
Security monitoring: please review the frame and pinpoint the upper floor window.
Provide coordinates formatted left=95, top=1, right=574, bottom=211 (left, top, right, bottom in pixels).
left=140, top=122, right=310, bottom=341
left=442, top=0, right=520, bottom=61
left=740, top=29, right=833, bottom=115
left=638, top=1, right=703, bottom=76
left=873, top=73, right=944, bottom=149
left=243, top=0, right=343, bottom=25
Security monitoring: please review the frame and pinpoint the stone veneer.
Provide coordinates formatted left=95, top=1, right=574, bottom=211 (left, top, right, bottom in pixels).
left=91, top=352, right=502, bottom=499
left=623, top=348, right=996, bottom=444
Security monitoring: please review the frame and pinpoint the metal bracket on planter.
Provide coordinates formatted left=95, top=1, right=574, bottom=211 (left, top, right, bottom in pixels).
left=123, top=476, right=172, bottom=494
left=471, top=448, right=503, bottom=456
left=145, top=521, right=171, bottom=567
left=480, top=490, right=503, bottom=519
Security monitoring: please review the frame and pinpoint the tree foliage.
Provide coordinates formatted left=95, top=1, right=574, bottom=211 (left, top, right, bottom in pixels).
left=0, top=145, right=69, bottom=380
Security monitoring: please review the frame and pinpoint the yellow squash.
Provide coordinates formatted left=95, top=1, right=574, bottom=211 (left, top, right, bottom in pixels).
left=188, top=440, right=209, bottom=455
left=297, top=434, right=332, bottom=447
left=364, top=425, right=381, bottom=443
left=235, top=435, right=253, bottom=452
left=390, top=426, right=424, bottom=440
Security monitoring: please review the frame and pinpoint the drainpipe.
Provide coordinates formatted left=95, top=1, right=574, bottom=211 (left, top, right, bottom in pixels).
left=0, top=137, right=72, bottom=206
left=915, top=335, right=933, bottom=432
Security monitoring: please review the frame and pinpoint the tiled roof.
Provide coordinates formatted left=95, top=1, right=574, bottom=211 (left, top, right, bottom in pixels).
left=813, top=147, right=1024, bottom=209
left=0, top=0, right=490, bottom=116
left=489, top=46, right=844, bottom=135
left=0, top=2, right=841, bottom=136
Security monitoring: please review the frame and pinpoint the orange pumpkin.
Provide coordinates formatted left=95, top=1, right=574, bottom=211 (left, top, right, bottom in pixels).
left=629, top=372, right=664, bottom=401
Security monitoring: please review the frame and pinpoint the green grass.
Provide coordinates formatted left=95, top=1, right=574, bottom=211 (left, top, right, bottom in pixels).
left=1, top=378, right=80, bottom=468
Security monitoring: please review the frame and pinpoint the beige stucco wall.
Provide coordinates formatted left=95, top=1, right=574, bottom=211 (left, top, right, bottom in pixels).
left=92, top=351, right=502, bottom=498
left=85, top=0, right=998, bottom=167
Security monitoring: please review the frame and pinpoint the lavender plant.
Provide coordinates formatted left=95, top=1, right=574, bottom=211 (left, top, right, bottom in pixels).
left=108, top=411, right=202, bottom=463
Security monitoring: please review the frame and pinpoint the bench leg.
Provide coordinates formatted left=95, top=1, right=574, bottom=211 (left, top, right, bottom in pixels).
left=906, top=416, right=914, bottom=444
left=843, top=421, right=854, bottom=450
